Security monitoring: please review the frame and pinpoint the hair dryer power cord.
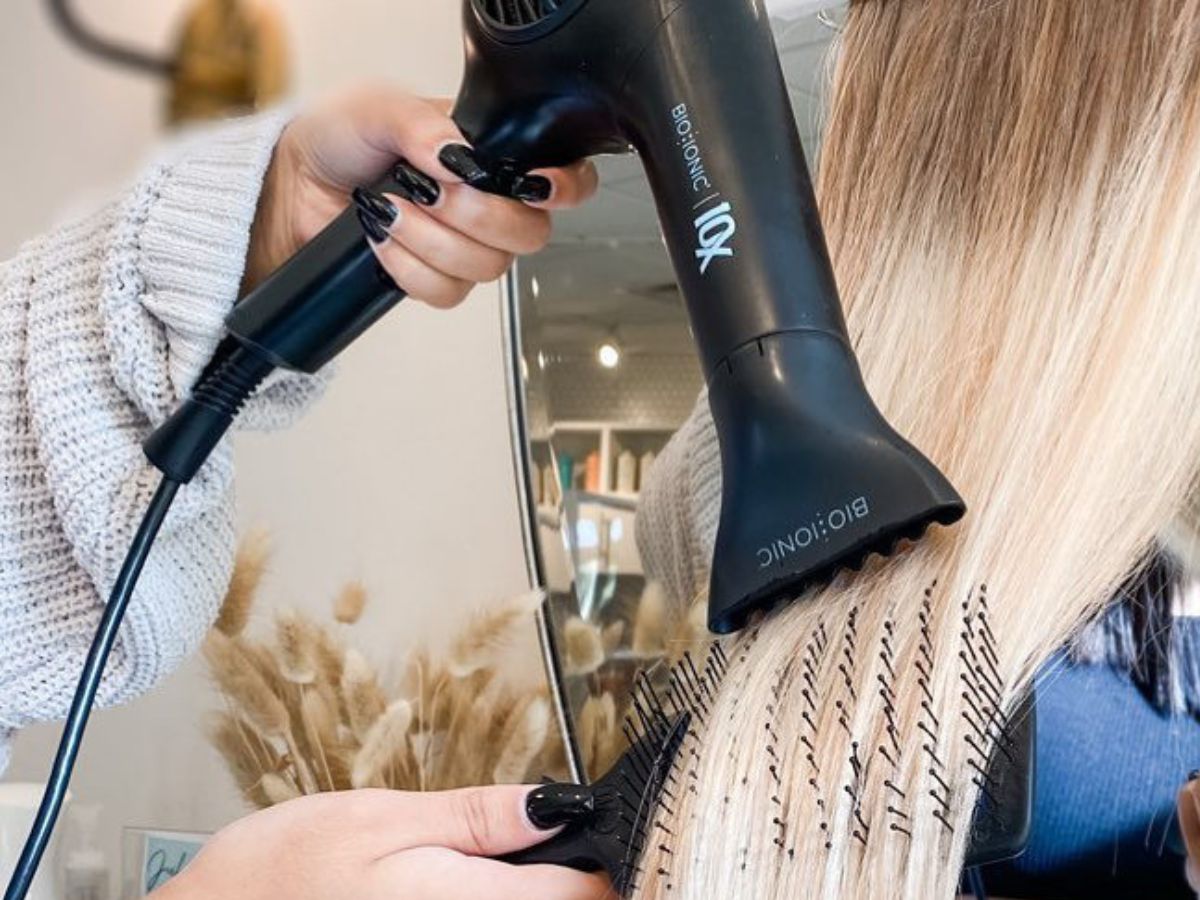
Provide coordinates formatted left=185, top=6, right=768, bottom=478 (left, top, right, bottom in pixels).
left=2, top=479, right=180, bottom=900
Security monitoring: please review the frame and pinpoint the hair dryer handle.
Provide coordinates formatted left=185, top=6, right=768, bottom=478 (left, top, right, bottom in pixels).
left=621, top=0, right=847, bottom=378
left=223, top=170, right=409, bottom=374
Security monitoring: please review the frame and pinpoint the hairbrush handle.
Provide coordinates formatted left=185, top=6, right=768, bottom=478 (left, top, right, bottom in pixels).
left=499, top=826, right=611, bottom=876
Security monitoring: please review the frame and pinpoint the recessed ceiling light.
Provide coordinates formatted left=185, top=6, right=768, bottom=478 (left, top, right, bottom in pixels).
left=598, top=342, right=621, bottom=369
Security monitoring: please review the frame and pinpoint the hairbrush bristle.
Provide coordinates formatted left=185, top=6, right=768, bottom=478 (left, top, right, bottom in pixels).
left=616, top=643, right=729, bottom=896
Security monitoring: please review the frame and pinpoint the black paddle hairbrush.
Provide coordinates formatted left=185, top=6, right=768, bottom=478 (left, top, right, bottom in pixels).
left=504, top=712, right=690, bottom=894
left=502, top=648, right=727, bottom=896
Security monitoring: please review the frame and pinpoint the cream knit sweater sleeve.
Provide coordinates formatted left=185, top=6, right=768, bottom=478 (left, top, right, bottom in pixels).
left=635, top=389, right=720, bottom=610
left=0, top=110, right=322, bottom=773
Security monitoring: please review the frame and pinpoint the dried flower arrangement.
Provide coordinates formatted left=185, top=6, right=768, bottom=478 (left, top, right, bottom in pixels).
left=556, top=580, right=709, bottom=779
left=204, top=533, right=565, bottom=808
left=205, top=534, right=706, bottom=805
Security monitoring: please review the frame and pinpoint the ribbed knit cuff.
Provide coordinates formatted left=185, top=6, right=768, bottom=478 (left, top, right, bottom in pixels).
left=102, top=107, right=326, bottom=433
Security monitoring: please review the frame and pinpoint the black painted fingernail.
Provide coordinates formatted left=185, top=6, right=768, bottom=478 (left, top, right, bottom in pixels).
left=394, top=161, right=441, bottom=206
left=353, top=188, right=398, bottom=226
left=353, top=188, right=397, bottom=244
left=356, top=209, right=388, bottom=244
left=512, top=174, right=552, bottom=203
left=525, top=783, right=596, bottom=830
left=1190, top=769, right=1200, bottom=782
left=438, top=143, right=490, bottom=185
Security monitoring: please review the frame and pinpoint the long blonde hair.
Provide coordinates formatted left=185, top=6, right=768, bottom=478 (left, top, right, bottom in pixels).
left=637, top=2, right=1200, bottom=897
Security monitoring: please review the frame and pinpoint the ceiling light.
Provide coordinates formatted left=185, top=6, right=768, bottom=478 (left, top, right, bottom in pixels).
left=598, top=342, right=621, bottom=369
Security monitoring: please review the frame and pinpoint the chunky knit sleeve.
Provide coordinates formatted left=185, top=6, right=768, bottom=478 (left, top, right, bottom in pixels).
left=0, top=110, right=323, bottom=772
left=635, top=389, right=721, bottom=611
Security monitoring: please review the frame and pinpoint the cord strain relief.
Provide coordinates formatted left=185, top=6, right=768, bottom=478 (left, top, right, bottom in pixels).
left=191, top=349, right=271, bottom=416
left=142, top=343, right=276, bottom=484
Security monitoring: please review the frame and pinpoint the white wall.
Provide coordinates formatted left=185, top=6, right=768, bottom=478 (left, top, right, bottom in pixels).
left=1, top=0, right=535, bottom=891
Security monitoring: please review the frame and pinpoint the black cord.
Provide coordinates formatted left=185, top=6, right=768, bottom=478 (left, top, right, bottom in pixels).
left=3, top=477, right=180, bottom=900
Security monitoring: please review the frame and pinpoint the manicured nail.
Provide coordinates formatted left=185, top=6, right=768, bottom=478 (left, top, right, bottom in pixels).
left=353, top=188, right=398, bottom=243
left=1190, top=769, right=1200, bottom=782
left=356, top=209, right=388, bottom=244
left=525, top=783, right=596, bottom=830
left=438, top=143, right=491, bottom=185
left=393, top=160, right=441, bottom=206
left=512, top=174, right=552, bottom=203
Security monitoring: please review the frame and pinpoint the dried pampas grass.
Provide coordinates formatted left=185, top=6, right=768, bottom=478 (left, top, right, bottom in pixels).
left=205, top=541, right=567, bottom=809
left=563, top=617, right=605, bottom=676
left=333, top=581, right=367, bottom=625
left=493, top=696, right=550, bottom=784
left=447, top=589, right=545, bottom=677
left=214, top=530, right=270, bottom=637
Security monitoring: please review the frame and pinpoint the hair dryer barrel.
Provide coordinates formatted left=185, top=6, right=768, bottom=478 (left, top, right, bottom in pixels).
left=621, top=0, right=846, bottom=375
left=620, top=0, right=966, bottom=631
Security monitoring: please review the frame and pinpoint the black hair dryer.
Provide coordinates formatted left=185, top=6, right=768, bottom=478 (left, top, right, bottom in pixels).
left=456, top=0, right=965, bottom=631
left=148, top=0, right=965, bottom=635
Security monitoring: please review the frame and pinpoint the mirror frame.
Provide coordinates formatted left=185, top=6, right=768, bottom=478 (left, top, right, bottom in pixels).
left=498, top=267, right=586, bottom=782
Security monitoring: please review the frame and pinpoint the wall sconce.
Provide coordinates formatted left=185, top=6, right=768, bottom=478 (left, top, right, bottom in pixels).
left=46, top=0, right=291, bottom=125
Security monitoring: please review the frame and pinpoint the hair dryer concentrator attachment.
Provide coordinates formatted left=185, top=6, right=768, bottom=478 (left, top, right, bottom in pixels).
left=455, top=0, right=966, bottom=633
left=705, top=333, right=965, bottom=633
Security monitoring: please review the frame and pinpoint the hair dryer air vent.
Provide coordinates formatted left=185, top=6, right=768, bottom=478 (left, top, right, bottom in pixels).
left=474, top=0, right=575, bottom=29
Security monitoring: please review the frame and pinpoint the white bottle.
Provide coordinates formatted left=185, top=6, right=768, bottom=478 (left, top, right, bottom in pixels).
left=615, top=450, right=637, bottom=494
left=638, top=451, right=657, bottom=491
left=63, top=804, right=109, bottom=900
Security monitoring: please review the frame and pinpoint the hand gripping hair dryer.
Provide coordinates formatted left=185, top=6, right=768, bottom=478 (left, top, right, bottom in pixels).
left=148, top=0, right=965, bottom=635
left=455, top=0, right=966, bottom=631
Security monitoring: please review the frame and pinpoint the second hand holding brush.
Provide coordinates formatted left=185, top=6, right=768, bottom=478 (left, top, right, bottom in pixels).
left=150, top=785, right=609, bottom=900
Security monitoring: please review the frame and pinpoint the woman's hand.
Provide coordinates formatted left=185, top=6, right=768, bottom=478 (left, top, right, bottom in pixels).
left=155, top=785, right=609, bottom=900
left=245, top=84, right=598, bottom=305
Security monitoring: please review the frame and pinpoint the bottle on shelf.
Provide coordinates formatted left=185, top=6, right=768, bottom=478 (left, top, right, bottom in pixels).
left=615, top=449, right=637, bottom=494
left=638, top=450, right=657, bottom=491
left=584, top=451, right=601, bottom=492
left=558, top=456, right=574, bottom=495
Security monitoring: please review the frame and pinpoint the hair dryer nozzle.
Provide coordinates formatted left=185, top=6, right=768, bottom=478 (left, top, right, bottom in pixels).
left=706, top=331, right=965, bottom=634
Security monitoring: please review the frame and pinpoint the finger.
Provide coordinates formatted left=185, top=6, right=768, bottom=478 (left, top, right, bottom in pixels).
left=372, top=846, right=611, bottom=900
left=381, top=193, right=513, bottom=284
left=355, top=87, right=468, bottom=183
left=426, top=183, right=553, bottom=256
left=524, top=159, right=600, bottom=210
left=355, top=786, right=559, bottom=857
left=367, top=235, right=473, bottom=309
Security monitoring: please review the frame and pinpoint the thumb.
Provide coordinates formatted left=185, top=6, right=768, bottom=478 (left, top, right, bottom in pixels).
left=373, top=784, right=595, bottom=858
